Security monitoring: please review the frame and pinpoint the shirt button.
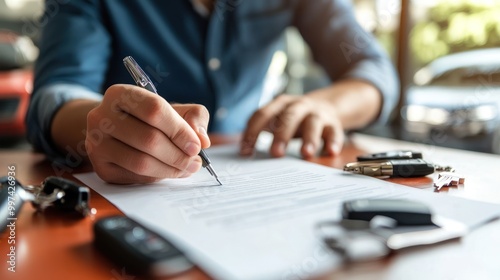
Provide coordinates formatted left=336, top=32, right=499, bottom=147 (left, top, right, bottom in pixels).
left=215, top=107, right=227, bottom=120
left=208, top=58, right=221, bottom=71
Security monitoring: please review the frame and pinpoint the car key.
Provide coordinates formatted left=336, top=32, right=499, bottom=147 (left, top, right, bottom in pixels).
left=34, top=176, right=93, bottom=216
left=357, top=150, right=423, bottom=161
left=317, top=199, right=466, bottom=262
left=93, top=215, right=194, bottom=277
left=434, top=172, right=465, bottom=191
left=342, top=199, right=434, bottom=226
left=344, top=158, right=454, bottom=178
left=1, top=176, right=93, bottom=220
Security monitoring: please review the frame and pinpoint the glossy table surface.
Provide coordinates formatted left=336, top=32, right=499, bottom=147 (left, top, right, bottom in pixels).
left=1, top=133, right=500, bottom=280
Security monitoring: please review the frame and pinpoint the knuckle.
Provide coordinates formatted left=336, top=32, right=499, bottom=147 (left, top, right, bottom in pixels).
left=172, top=154, right=190, bottom=170
left=171, top=168, right=186, bottom=178
left=306, top=113, right=321, bottom=124
left=275, top=94, right=291, bottom=103
left=284, top=101, right=305, bottom=116
left=104, top=85, right=127, bottom=104
left=129, top=154, right=151, bottom=175
left=297, top=97, right=312, bottom=107
left=252, top=109, right=272, bottom=122
left=191, top=104, right=210, bottom=118
left=141, top=129, right=163, bottom=152
left=272, top=133, right=288, bottom=142
left=104, top=85, right=120, bottom=98
left=144, top=98, right=166, bottom=124
left=87, top=107, right=102, bottom=124
left=170, top=125, right=190, bottom=144
left=271, top=113, right=289, bottom=132
left=279, top=110, right=294, bottom=124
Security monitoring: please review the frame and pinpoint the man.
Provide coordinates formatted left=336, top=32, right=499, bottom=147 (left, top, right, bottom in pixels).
left=26, top=0, right=398, bottom=184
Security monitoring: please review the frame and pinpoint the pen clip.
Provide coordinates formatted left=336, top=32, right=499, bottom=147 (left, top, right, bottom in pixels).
left=123, top=56, right=158, bottom=93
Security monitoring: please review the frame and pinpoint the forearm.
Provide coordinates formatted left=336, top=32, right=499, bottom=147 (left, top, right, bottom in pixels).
left=305, top=79, right=382, bottom=130
left=51, top=99, right=100, bottom=161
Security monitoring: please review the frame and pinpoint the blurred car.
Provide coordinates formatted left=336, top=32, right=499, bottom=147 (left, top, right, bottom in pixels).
left=0, top=69, right=32, bottom=137
left=403, top=48, right=500, bottom=141
left=0, top=31, right=36, bottom=138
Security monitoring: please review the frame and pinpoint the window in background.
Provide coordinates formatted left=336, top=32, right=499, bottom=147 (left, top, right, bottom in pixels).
left=409, top=0, right=500, bottom=78
left=353, top=0, right=401, bottom=64
left=403, top=0, right=500, bottom=153
left=351, top=0, right=500, bottom=154
left=0, top=0, right=42, bottom=42
left=283, top=0, right=401, bottom=95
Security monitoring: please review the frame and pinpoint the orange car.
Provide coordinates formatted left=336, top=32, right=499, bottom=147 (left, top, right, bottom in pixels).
left=0, top=69, right=32, bottom=137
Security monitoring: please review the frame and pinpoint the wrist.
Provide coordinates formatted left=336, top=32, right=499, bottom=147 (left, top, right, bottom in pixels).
left=305, top=79, right=382, bottom=130
left=51, top=99, right=101, bottom=155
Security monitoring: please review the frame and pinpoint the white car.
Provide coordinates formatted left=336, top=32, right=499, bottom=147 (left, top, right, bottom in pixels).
left=403, top=48, right=500, bottom=143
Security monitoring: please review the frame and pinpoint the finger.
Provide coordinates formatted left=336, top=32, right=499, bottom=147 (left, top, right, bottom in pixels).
left=270, top=99, right=312, bottom=157
left=240, top=95, right=293, bottom=155
left=97, top=111, right=201, bottom=173
left=88, top=136, right=199, bottom=180
left=104, top=84, right=201, bottom=157
left=174, top=104, right=211, bottom=149
left=299, top=114, right=323, bottom=158
left=94, top=163, right=160, bottom=184
left=322, top=124, right=344, bottom=156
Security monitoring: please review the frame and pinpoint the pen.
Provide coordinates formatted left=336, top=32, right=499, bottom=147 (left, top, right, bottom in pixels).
left=123, top=56, right=222, bottom=185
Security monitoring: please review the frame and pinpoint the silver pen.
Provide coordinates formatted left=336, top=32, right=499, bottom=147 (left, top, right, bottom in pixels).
left=123, top=56, right=222, bottom=185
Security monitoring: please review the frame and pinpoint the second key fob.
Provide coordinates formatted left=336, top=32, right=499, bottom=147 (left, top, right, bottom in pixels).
left=357, top=150, right=423, bottom=161
left=94, top=215, right=193, bottom=277
left=342, top=199, right=434, bottom=226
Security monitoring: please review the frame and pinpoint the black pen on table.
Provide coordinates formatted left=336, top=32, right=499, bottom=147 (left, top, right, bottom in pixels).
left=123, top=56, right=222, bottom=185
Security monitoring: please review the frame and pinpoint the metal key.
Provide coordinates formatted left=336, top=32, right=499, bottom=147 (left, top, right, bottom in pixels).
left=434, top=165, right=455, bottom=173
left=434, top=172, right=465, bottom=191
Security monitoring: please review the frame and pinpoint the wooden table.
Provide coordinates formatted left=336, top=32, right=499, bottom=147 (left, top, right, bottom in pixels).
left=1, top=134, right=500, bottom=280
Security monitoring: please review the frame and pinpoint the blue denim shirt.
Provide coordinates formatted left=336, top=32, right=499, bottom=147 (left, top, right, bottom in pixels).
left=27, top=0, right=398, bottom=163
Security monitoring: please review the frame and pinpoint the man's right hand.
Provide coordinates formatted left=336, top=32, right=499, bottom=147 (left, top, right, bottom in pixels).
left=85, top=84, right=210, bottom=184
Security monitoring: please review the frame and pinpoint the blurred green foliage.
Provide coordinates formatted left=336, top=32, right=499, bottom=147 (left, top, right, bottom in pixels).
left=410, top=0, right=500, bottom=68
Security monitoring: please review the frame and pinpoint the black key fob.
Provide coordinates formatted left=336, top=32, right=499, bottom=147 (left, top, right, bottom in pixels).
left=94, top=216, right=193, bottom=277
left=319, top=199, right=465, bottom=262
left=342, top=199, right=434, bottom=226
left=38, top=176, right=91, bottom=216
left=357, top=150, right=423, bottom=161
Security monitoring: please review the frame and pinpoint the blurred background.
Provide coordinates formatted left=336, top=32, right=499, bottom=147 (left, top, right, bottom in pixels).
left=0, top=0, right=40, bottom=149
left=1, top=0, right=499, bottom=153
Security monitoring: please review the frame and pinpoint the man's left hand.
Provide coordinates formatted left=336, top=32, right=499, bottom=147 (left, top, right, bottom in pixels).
left=240, top=94, right=344, bottom=158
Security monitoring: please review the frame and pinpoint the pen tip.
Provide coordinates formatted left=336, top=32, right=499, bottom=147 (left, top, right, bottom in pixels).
left=217, top=178, right=222, bottom=186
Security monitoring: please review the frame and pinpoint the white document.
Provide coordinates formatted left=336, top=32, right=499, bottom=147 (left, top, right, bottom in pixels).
left=75, top=145, right=500, bottom=280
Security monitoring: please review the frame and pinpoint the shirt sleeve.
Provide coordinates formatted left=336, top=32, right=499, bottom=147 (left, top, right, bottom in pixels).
left=293, top=0, right=399, bottom=126
left=26, top=84, right=103, bottom=164
left=26, top=0, right=110, bottom=163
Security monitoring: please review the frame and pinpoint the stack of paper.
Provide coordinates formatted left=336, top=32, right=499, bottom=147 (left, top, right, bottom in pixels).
left=75, top=145, right=500, bottom=280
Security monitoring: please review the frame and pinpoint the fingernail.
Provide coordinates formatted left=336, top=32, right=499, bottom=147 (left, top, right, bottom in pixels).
left=179, top=171, right=192, bottom=178
left=184, top=141, right=199, bottom=156
left=198, top=127, right=208, bottom=137
left=304, top=143, right=315, bottom=157
left=331, top=143, right=340, bottom=155
left=274, top=141, right=286, bottom=156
